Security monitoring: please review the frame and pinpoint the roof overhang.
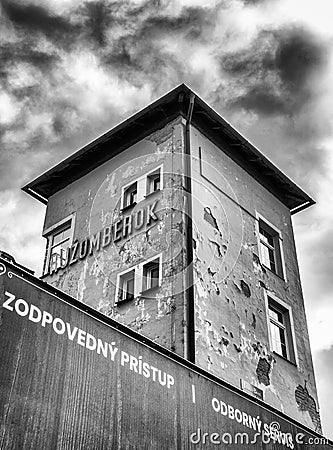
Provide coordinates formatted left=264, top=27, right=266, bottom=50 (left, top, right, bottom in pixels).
left=22, top=83, right=314, bottom=213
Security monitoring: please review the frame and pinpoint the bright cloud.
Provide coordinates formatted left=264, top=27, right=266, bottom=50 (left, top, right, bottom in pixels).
left=0, top=92, right=20, bottom=125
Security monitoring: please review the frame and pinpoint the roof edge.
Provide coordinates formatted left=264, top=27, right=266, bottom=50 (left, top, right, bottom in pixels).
left=22, top=83, right=315, bottom=213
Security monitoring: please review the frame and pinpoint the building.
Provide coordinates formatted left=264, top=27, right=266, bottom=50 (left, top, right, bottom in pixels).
left=23, top=84, right=321, bottom=433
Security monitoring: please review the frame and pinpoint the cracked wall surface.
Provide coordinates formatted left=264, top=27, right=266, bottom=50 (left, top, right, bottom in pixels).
left=42, top=117, right=188, bottom=357
left=190, top=126, right=321, bottom=432
left=40, top=116, right=321, bottom=433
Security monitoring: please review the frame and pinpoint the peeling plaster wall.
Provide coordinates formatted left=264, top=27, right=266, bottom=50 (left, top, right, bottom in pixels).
left=42, top=117, right=188, bottom=357
left=40, top=115, right=321, bottom=432
left=190, top=126, right=321, bottom=432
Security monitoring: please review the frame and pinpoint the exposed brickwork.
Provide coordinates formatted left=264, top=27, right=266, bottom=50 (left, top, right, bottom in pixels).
left=295, top=383, right=322, bottom=433
left=256, top=357, right=271, bottom=386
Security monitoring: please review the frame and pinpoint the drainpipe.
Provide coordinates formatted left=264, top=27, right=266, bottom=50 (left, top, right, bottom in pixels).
left=184, top=93, right=195, bottom=363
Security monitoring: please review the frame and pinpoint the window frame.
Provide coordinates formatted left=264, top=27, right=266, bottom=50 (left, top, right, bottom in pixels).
left=121, top=165, right=164, bottom=210
left=42, top=213, right=76, bottom=275
left=146, top=166, right=163, bottom=197
left=115, top=253, right=162, bottom=305
left=142, top=255, right=162, bottom=292
left=116, top=268, right=136, bottom=304
left=122, top=181, right=138, bottom=210
left=264, top=291, right=298, bottom=365
left=255, top=212, right=286, bottom=280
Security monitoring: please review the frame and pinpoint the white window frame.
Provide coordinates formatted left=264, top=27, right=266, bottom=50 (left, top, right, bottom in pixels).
left=142, top=255, right=162, bottom=292
left=116, top=268, right=136, bottom=304
left=264, top=291, right=298, bottom=365
left=121, top=165, right=164, bottom=210
left=146, top=165, right=163, bottom=197
left=42, top=213, right=76, bottom=275
left=115, top=253, right=162, bottom=304
left=122, top=181, right=138, bottom=210
left=255, top=212, right=286, bottom=280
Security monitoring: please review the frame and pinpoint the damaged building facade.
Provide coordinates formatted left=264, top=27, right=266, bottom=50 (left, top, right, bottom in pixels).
left=23, top=84, right=321, bottom=433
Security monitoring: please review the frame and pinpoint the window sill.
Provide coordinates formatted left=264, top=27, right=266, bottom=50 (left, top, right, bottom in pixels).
left=261, top=262, right=286, bottom=282
left=272, top=351, right=297, bottom=367
left=121, top=202, right=137, bottom=213
left=115, top=297, right=135, bottom=306
left=144, top=189, right=160, bottom=199
left=140, top=285, right=160, bottom=296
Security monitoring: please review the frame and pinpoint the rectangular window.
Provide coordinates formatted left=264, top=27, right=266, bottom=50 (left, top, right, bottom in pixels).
left=142, top=258, right=160, bottom=291
left=121, top=165, right=163, bottom=209
left=115, top=254, right=162, bottom=304
left=123, top=182, right=137, bottom=209
left=118, top=269, right=135, bottom=303
left=49, top=224, right=71, bottom=271
left=257, top=216, right=284, bottom=278
left=43, top=215, right=75, bottom=275
left=269, top=304, right=288, bottom=358
left=147, top=168, right=161, bottom=195
left=266, top=295, right=296, bottom=364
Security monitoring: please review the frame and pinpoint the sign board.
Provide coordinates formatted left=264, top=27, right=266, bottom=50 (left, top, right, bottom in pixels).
left=0, top=260, right=332, bottom=449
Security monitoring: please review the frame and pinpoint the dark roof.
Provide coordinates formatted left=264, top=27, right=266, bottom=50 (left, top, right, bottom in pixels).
left=22, top=83, right=314, bottom=213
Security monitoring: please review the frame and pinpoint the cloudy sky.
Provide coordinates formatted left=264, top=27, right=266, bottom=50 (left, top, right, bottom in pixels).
left=0, top=0, right=332, bottom=438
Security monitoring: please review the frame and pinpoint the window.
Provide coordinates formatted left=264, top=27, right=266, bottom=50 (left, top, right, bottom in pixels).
left=257, top=215, right=285, bottom=278
left=115, top=254, right=162, bottom=304
left=142, top=258, right=160, bottom=291
left=121, top=166, right=163, bottom=209
left=268, top=304, right=288, bottom=358
left=43, top=214, right=75, bottom=275
left=147, top=168, right=161, bottom=195
left=117, top=269, right=135, bottom=303
left=266, top=294, right=297, bottom=364
left=123, top=182, right=137, bottom=209
left=49, top=224, right=71, bottom=271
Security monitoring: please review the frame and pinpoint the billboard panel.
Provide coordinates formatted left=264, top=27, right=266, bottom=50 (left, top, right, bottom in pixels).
left=0, top=260, right=331, bottom=449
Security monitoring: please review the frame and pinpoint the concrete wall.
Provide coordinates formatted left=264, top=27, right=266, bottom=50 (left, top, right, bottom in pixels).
left=43, top=117, right=188, bottom=356
left=190, top=126, right=321, bottom=432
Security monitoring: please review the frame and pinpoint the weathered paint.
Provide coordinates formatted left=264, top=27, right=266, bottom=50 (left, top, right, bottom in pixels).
left=190, top=126, right=320, bottom=432
left=39, top=115, right=320, bottom=433
left=42, top=118, right=188, bottom=357
left=1, top=260, right=331, bottom=449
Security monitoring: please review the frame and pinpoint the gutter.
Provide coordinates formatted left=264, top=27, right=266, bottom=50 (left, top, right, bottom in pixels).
left=184, top=93, right=195, bottom=363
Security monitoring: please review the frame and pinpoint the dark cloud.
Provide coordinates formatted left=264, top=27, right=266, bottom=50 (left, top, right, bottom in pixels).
left=1, top=0, right=216, bottom=89
left=232, top=85, right=288, bottom=115
left=52, top=116, right=66, bottom=136
left=275, top=30, right=324, bottom=88
left=138, top=7, right=207, bottom=40
left=79, top=0, right=115, bottom=47
left=98, top=3, right=216, bottom=90
left=222, top=27, right=327, bottom=116
left=11, top=85, right=41, bottom=101
left=1, top=0, right=79, bottom=44
left=103, top=37, right=140, bottom=71
left=0, top=42, right=58, bottom=72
